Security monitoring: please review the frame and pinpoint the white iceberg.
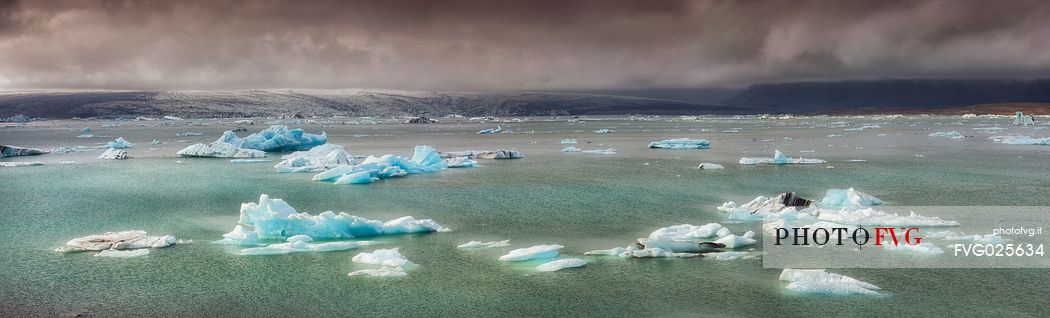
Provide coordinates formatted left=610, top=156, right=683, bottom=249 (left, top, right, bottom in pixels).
left=648, top=138, right=710, bottom=149
left=273, top=144, right=353, bottom=172
left=445, top=156, right=478, bottom=168
left=104, top=137, right=134, bottom=149
left=238, top=235, right=375, bottom=255
left=560, top=138, right=578, bottom=144
left=220, top=194, right=449, bottom=241
left=218, top=125, right=326, bottom=152
left=780, top=269, right=880, bottom=295
left=352, top=248, right=415, bottom=267
left=98, top=148, right=129, bottom=160
left=718, top=192, right=814, bottom=221
left=992, top=135, right=1050, bottom=145
left=561, top=146, right=581, bottom=152
left=177, top=142, right=267, bottom=158
left=739, top=150, right=826, bottom=165
left=0, top=161, right=43, bottom=167
left=95, top=249, right=151, bottom=258
left=593, top=128, right=611, bottom=134
left=214, top=225, right=258, bottom=245
left=536, top=258, right=587, bottom=272
left=713, top=231, right=756, bottom=248
left=458, top=240, right=510, bottom=248
left=56, top=230, right=177, bottom=252
left=348, top=266, right=408, bottom=277
left=498, top=244, right=563, bottom=261
left=441, top=150, right=525, bottom=159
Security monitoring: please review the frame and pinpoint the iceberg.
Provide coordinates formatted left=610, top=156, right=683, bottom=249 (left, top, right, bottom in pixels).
left=214, top=225, right=258, bottom=245
left=561, top=146, right=581, bottom=152
left=176, top=142, right=267, bottom=158
left=98, top=148, right=129, bottom=160
left=584, top=245, right=700, bottom=258
left=739, top=150, right=826, bottom=165
left=218, top=125, right=327, bottom=152
left=560, top=138, right=578, bottom=144
left=928, top=131, right=964, bottom=139
left=477, top=126, right=502, bottom=134
left=56, top=230, right=177, bottom=252
left=780, top=269, right=880, bottom=295
left=593, top=128, right=611, bottom=134
left=0, top=161, right=43, bottom=167
left=348, top=266, right=408, bottom=277
left=498, top=245, right=563, bottom=261
left=816, top=188, right=882, bottom=209
left=312, top=145, right=449, bottom=185
left=458, top=240, right=511, bottom=248
left=648, top=138, right=710, bottom=149
left=238, top=235, right=375, bottom=255
left=95, top=249, right=150, bottom=258
left=992, top=135, right=1050, bottom=145
left=273, top=144, right=353, bottom=173
left=536, top=258, right=587, bottom=272
left=718, top=192, right=813, bottom=220
left=445, top=156, right=478, bottom=168
left=1, top=145, right=46, bottom=157
left=104, top=137, right=134, bottom=149
left=697, top=163, right=724, bottom=170
left=223, top=194, right=449, bottom=241
left=1013, top=111, right=1035, bottom=126
left=351, top=248, right=415, bottom=267
left=817, top=208, right=959, bottom=227
left=713, top=231, right=756, bottom=248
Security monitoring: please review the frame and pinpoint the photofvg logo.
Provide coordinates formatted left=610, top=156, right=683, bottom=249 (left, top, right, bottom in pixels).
left=761, top=207, right=1050, bottom=269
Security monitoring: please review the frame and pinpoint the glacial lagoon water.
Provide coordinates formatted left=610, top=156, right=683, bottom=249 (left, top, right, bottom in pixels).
left=2, top=116, right=1050, bottom=317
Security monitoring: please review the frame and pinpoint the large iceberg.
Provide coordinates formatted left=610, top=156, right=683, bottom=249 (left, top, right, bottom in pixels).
left=56, top=230, right=177, bottom=252
left=273, top=144, right=354, bottom=173
left=312, top=145, right=448, bottom=185
left=104, top=137, right=134, bottom=149
left=238, top=235, right=375, bottom=255
left=219, top=194, right=449, bottom=242
left=779, top=269, right=880, bottom=295
left=739, top=150, right=826, bottom=165
left=219, top=125, right=327, bottom=152
left=648, top=138, right=710, bottom=149
left=177, top=142, right=267, bottom=158
left=536, top=258, right=587, bottom=272
left=1, top=145, right=46, bottom=158
left=498, top=245, right=564, bottom=261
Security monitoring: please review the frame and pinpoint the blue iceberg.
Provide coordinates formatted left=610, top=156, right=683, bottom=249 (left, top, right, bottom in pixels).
left=104, top=137, right=134, bottom=149
left=312, top=145, right=448, bottom=185
left=648, top=138, right=710, bottom=149
left=219, top=125, right=326, bottom=152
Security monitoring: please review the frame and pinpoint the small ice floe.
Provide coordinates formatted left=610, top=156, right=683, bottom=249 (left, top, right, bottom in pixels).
left=648, top=138, right=710, bottom=149
left=214, top=195, right=449, bottom=244
left=177, top=141, right=267, bottom=158
left=56, top=230, right=177, bottom=256
left=705, top=251, right=757, bottom=260
left=440, top=149, right=525, bottom=159
left=458, top=240, right=510, bottom=249
left=498, top=245, right=564, bottom=261
left=780, top=269, right=880, bottom=296
left=104, top=137, right=134, bottom=149
left=697, top=163, right=724, bottom=170
left=713, top=231, right=756, bottom=248
left=348, top=266, right=408, bottom=277
left=177, top=132, right=203, bottom=136
left=536, top=258, right=587, bottom=272
left=991, top=135, right=1050, bottom=145
left=477, top=126, right=502, bottom=134
left=739, top=150, right=826, bottom=165
left=95, top=249, right=150, bottom=258
left=817, top=208, right=958, bottom=227
left=562, top=147, right=616, bottom=154
left=98, top=148, right=129, bottom=160
left=77, top=134, right=94, bottom=138
left=237, top=235, right=375, bottom=255
left=593, top=128, right=611, bottom=134
left=273, top=144, right=353, bottom=172
left=561, top=146, right=581, bottom=153
left=1, top=145, right=46, bottom=157
left=352, top=248, right=415, bottom=267
left=230, top=159, right=271, bottom=163
left=826, top=134, right=842, bottom=138
left=928, top=131, right=964, bottom=139
left=0, top=161, right=43, bottom=167
left=718, top=192, right=816, bottom=220
left=560, top=138, right=578, bottom=144
left=445, top=156, right=478, bottom=168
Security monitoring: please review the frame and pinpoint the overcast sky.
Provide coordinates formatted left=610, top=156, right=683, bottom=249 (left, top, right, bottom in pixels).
left=1, top=0, right=1049, bottom=91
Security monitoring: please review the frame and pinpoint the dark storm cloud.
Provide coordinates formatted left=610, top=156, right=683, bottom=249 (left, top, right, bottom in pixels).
left=1, top=0, right=1049, bottom=90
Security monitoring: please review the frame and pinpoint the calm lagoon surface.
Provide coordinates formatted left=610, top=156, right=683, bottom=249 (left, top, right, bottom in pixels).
left=2, top=116, right=1049, bottom=317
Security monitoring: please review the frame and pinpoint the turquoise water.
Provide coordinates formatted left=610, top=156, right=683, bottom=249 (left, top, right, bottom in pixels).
left=2, top=117, right=1050, bottom=317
